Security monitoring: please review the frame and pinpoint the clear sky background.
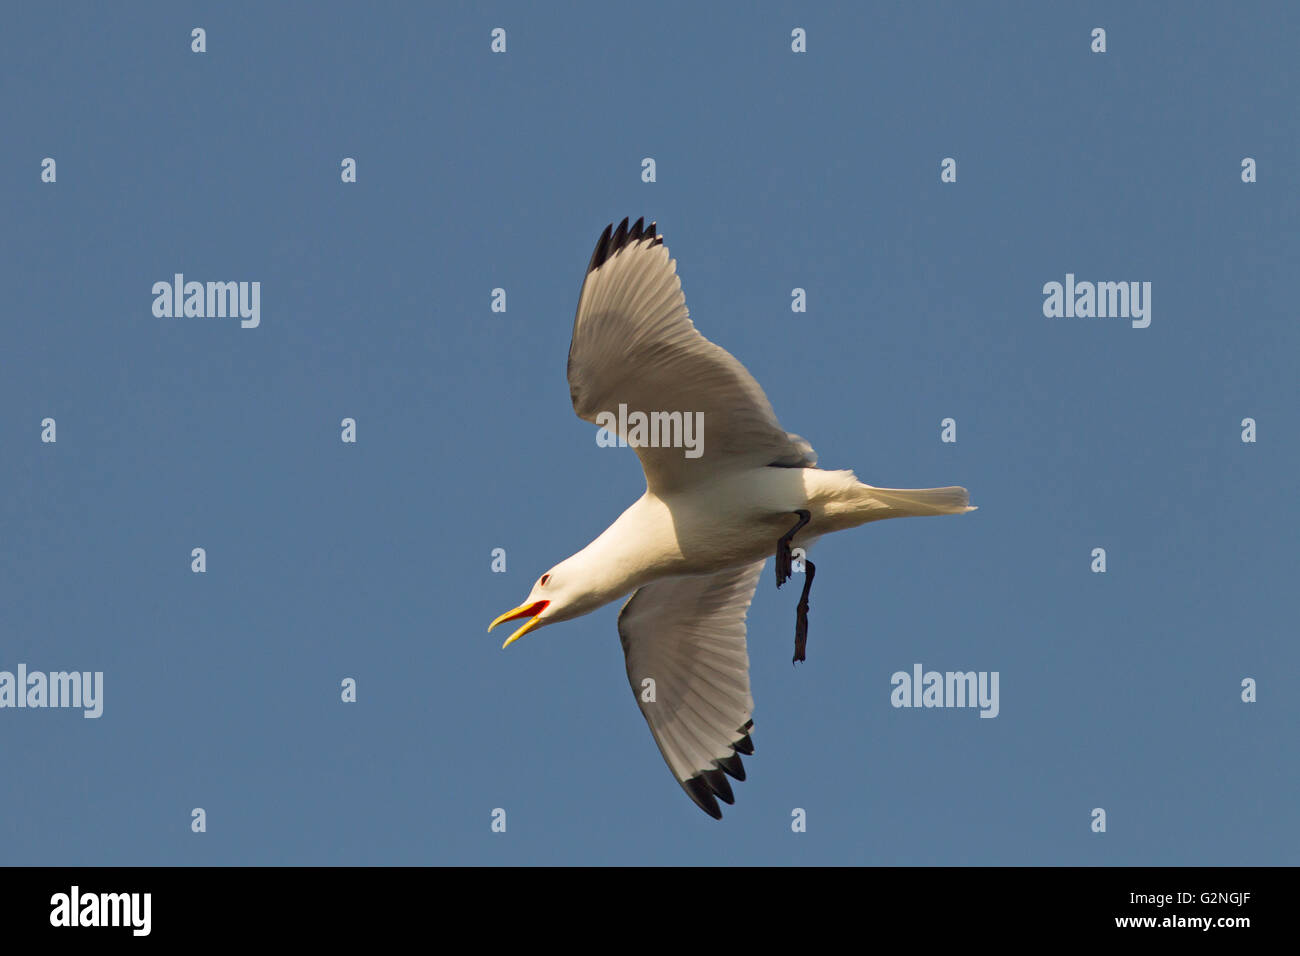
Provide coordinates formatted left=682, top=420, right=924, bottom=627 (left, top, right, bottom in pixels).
left=2, top=2, right=1296, bottom=865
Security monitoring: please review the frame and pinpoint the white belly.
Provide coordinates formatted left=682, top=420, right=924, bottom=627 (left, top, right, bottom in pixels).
left=650, top=466, right=865, bottom=575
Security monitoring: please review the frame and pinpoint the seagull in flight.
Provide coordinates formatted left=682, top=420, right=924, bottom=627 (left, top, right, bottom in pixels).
left=490, top=217, right=975, bottom=819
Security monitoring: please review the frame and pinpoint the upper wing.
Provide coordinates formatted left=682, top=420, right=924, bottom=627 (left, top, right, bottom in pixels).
left=568, top=218, right=816, bottom=495
left=617, top=560, right=765, bottom=819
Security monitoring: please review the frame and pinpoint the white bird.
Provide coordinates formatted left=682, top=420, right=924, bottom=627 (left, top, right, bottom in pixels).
left=489, top=218, right=975, bottom=818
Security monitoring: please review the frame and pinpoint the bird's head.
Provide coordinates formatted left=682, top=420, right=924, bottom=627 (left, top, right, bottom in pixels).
left=487, top=566, right=568, bottom=649
left=489, top=551, right=626, bottom=648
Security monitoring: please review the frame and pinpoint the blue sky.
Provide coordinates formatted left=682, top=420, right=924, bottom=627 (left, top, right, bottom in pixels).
left=2, top=1, right=1296, bottom=865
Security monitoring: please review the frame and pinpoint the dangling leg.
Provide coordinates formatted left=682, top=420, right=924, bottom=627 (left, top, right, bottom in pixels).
left=775, top=510, right=810, bottom=588
left=793, top=559, right=815, bottom=663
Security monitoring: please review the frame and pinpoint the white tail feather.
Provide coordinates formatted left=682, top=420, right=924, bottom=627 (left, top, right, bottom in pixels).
left=860, top=484, right=975, bottom=518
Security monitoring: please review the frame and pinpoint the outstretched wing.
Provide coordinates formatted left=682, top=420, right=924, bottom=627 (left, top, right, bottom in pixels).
left=568, top=218, right=815, bottom=495
left=617, top=560, right=765, bottom=819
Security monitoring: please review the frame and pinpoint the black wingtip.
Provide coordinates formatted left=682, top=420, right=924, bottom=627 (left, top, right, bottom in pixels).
left=732, top=719, right=756, bottom=756
left=681, top=722, right=754, bottom=817
left=716, top=752, right=747, bottom=782
left=683, top=775, right=723, bottom=819
left=585, top=223, right=613, bottom=275
left=611, top=217, right=629, bottom=250
left=586, top=217, right=661, bottom=274
left=700, top=768, right=735, bottom=805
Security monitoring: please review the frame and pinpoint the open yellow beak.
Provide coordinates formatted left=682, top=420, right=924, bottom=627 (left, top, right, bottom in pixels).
left=488, top=600, right=549, bottom=649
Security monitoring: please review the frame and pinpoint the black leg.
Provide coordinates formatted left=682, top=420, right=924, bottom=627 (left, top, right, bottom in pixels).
left=793, top=558, right=815, bottom=664
left=775, top=510, right=811, bottom=589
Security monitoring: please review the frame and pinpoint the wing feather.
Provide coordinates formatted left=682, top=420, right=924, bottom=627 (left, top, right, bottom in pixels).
left=617, top=559, right=766, bottom=819
left=569, top=218, right=815, bottom=494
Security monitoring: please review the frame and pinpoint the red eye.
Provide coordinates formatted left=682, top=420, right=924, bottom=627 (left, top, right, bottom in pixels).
left=540, top=574, right=550, bottom=587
